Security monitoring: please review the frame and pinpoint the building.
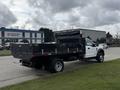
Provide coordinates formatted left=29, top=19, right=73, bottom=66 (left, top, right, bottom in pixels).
left=55, top=28, right=106, bottom=42
left=0, top=27, right=44, bottom=45
left=0, top=27, right=106, bottom=46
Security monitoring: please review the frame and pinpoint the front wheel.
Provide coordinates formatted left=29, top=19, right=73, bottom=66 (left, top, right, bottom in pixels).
left=96, top=53, right=104, bottom=63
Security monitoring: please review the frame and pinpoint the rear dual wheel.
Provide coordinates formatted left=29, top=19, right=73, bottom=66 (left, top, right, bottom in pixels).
left=46, top=58, right=64, bottom=73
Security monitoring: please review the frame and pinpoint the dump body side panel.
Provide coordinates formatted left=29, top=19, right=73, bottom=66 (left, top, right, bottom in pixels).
left=11, top=38, right=85, bottom=61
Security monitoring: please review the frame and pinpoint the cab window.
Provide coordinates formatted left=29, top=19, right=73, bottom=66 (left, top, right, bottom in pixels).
left=86, top=38, right=94, bottom=46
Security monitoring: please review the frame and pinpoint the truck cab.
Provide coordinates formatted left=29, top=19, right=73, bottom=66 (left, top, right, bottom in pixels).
left=85, top=38, right=104, bottom=62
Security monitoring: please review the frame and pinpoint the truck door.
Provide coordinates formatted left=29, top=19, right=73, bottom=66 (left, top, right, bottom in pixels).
left=85, top=38, right=97, bottom=58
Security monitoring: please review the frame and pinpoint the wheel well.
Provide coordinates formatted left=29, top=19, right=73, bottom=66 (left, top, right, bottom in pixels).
left=97, top=49, right=105, bottom=56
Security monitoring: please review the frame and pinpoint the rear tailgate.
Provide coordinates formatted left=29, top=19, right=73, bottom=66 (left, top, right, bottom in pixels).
left=11, top=44, right=33, bottom=59
left=11, top=43, right=57, bottom=60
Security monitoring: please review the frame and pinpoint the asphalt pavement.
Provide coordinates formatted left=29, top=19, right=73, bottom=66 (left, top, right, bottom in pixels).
left=0, top=47, right=120, bottom=88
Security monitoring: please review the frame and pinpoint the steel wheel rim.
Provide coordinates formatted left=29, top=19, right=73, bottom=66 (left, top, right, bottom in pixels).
left=55, top=61, right=63, bottom=72
left=100, top=55, right=104, bottom=62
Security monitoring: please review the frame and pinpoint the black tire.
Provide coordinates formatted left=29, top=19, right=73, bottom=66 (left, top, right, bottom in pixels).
left=48, top=59, right=64, bottom=73
left=96, top=52, right=104, bottom=63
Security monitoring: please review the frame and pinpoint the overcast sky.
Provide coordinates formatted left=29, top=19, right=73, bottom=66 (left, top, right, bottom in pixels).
left=1, top=0, right=120, bottom=34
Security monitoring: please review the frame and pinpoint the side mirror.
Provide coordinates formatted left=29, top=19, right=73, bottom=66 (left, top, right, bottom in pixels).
left=92, top=44, right=96, bottom=47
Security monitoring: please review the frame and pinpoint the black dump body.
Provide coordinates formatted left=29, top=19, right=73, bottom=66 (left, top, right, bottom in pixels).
left=11, top=30, right=85, bottom=62
left=11, top=43, right=58, bottom=60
